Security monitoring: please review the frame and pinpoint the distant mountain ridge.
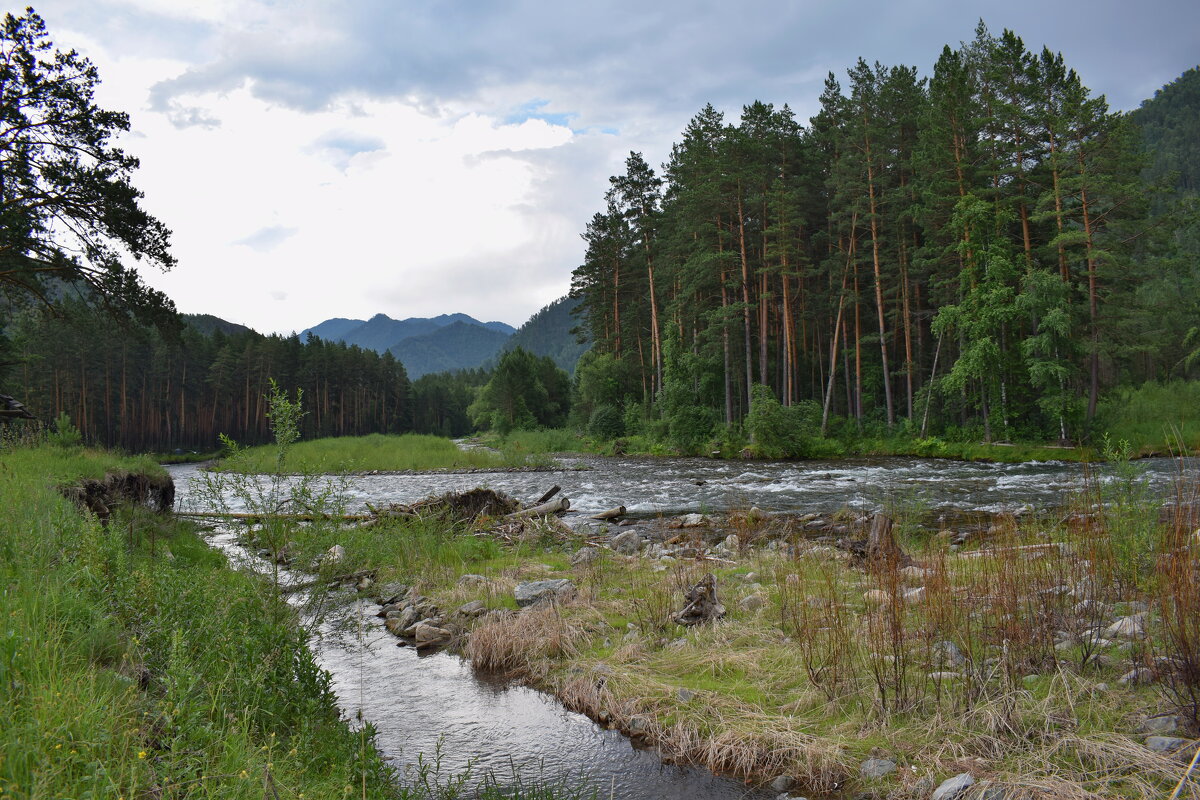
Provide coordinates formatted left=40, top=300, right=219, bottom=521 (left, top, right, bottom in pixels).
left=299, top=312, right=518, bottom=378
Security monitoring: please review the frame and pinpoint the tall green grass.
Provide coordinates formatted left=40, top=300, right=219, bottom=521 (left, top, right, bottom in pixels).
left=0, top=445, right=400, bottom=798
left=222, top=433, right=511, bottom=473
left=1097, top=380, right=1200, bottom=455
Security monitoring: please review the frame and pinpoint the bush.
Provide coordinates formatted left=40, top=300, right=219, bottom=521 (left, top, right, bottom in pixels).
left=665, top=405, right=717, bottom=453
left=745, top=385, right=816, bottom=458
left=49, top=411, right=82, bottom=448
left=587, top=404, right=624, bottom=440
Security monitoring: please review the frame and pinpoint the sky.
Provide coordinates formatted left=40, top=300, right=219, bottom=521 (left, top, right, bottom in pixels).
left=20, top=0, right=1200, bottom=335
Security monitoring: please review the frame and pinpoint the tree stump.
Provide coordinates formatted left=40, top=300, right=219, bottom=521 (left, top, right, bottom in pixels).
left=673, top=573, right=726, bottom=626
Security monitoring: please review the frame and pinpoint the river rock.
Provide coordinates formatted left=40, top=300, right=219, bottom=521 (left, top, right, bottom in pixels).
left=769, top=775, right=795, bottom=793
left=677, top=687, right=695, bottom=702
left=931, top=773, right=975, bottom=800
left=1118, top=667, right=1155, bottom=686
left=322, top=544, right=345, bottom=566
left=456, top=600, right=487, bottom=618
left=680, top=513, right=708, bottom=528
left=514, top=579, right=575, bottom=607
left=1106, top=613, right=1147, bottom=639
left=610, top=530, right=642, bottom=555
left=355, top=575, right=373, bottom=592
left=863, top=589, right=890, bottom=605
left=859, top=757, right=897, bottom=779
left=384, top=617, right=406, bottom=635
left=739, top=593, right=766, bottom=612
left=374, top=583, right=409, bottom=605
left=935, top=640, right=967, bottom=667
left=900, top=565, right=933, bottom=581
left=377, top=602, right=402, bottom=618
left=457, top=573, right=490, bottom=587
left=903, top=587, right=926, bottom=604
left=1145, top=736, right=1192, bottom=754
left=570, top=546, right=601, bottom=566
left=1140, top=714, right=1183, bottom=735
left=394, top=605, right=419, bottom=631
left=414, top=623, right=452, bottom=647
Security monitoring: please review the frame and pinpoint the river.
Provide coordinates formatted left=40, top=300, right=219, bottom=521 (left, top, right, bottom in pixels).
left=169, top=453, right=1191, bottom=799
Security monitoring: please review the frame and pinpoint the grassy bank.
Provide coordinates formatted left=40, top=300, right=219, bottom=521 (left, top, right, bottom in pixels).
left=0, top=444, right=399, bottom=798
left=218, top=433, right=515, bottom=473
left=248, top=467, right=1200, bottom=798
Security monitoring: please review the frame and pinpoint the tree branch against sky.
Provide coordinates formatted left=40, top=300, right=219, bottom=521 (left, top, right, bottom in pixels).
left=0, top=8, right=175, bottom=324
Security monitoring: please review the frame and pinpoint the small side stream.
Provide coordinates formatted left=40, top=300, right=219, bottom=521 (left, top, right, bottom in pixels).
left=191, top=499, right=772, bottom=799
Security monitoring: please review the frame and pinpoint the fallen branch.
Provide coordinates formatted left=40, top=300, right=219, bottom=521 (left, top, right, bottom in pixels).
left=536, top=485, right=562, bottom=504
left=279, top=569, right=376, bottom=594
left=176, top=510, right=373, bottom=522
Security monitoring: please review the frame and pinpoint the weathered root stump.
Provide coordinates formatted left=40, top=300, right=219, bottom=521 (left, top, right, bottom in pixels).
left=673, top=573, right=726, bottom=626
left=840, top=513, right=913, bottom=571
left=60, top=470, right=176, bottom=522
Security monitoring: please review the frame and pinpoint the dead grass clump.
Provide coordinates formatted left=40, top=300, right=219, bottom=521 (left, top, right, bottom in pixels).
left=669, top=722, right=851, bottom=794
left=465, top=603, right=595, bottom=680
left=1032, top=733, right=1200, bottom=800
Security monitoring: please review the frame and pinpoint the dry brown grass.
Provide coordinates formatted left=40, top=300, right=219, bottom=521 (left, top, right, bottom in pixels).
left=464, top=601, right=600, bottom=680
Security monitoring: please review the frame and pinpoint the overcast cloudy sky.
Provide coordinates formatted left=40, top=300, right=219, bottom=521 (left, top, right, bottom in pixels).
left=23, top=0, right=1200, bottom=334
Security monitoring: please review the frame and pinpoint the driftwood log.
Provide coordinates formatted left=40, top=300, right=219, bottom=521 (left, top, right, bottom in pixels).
left=504, top=496, right=570, bottom=519
left=589, top=505, right=626, bottom=521
left=536, top=485, right=562, bottom=504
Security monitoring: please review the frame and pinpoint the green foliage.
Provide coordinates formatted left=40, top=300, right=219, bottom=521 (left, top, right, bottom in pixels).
left=219, top=433, right=509, bottom=473
left=1096, top=435, right=1157, bottom=591
left=48, top=411, right=82, bottom=448
left=1097, top=380, right=1200, bottom=454
left=6, top=300, right=415, bottom=452
left=469, top=348, right=570, bottom=434
left=0, top=446, right=398, bottom=799
left=745, top=384, right=817, bottom=458
left=265, top=378, right=305, bottom=470
left=568, top=21, right=1168, bottom=449
left=587, top=404, right=624, bottom=440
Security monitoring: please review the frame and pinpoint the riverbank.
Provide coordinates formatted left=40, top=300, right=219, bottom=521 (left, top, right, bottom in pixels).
left=231, top=474, right=1200, bottom=799
left=0, top=445, right=400, bottom=798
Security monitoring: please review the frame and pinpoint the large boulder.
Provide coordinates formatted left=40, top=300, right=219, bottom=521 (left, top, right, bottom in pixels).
left=514, top=579, right=575, bottom=607
left=610, top=530, right=642, bottom=555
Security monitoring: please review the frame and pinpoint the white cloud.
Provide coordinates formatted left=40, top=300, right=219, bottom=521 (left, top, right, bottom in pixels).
left=21, top=0, right=1200, bottom=335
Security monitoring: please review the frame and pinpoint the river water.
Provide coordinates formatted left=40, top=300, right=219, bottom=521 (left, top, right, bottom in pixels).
left=169, top=453, right=1191, bottom=799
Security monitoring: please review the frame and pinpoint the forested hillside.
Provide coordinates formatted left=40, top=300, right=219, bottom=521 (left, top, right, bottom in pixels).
left=1132, top=66, right=1200, bottom=198
left=497, top=295, right=590, bottom=373
left=389, top=320, right=512, bottom=378
left=571, top=23, right=1196, bottom=446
